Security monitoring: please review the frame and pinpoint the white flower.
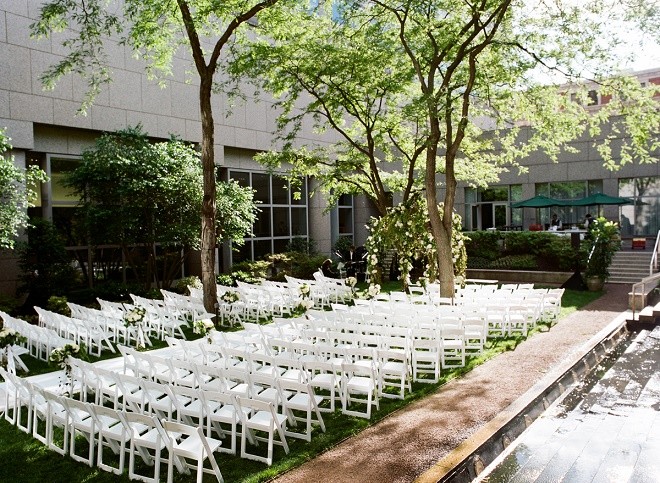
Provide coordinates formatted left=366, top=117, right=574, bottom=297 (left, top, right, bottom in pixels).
left=368, top=284, right=381, bottom=298
left=299, top=284, right=310, bottom=296
left=345, top=276, right=357, bottom=287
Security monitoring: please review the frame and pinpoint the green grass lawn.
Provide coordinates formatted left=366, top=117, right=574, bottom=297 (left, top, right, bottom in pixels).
left=0, top=287, right=603, bottom=482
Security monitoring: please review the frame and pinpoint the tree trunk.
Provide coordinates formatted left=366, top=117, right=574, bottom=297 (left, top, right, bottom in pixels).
left=199, top=74, right=218, bottom=313
left=425, top=120, right=455, bottom=298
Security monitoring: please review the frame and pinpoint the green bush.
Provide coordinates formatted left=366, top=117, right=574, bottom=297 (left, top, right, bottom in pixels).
left=231, top=260, right=270, bottom=280
left=173, top=276, right=202, bottom=294
left=18, top=219, right=78, bottom=308
left=0, top=293, right=20, bottom=315
left=466, top=230, right=576, bottom=272
left=216, top=274, right=235, bottom=287
left=464, top=231, right=500, bottom=261
left=46, top=295, right=70, bottom=316
left=489, top=254, right=538, bottom=270
left=286, top=237, right=318, bottom=255
left=466, top=256, right=493, bottom=269
left=93, top=281, right=147, bottom=302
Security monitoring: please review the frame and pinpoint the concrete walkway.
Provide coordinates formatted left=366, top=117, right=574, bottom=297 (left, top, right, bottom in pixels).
left=275, top=284, right=632, bottom=483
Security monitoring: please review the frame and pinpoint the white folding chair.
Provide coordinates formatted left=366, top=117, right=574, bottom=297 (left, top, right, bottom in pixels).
left=89, top=403, right=128, bottom=475
left=440, top=326, right=466, bottom=368
left=203, top=390, right=252, bottom=455
left=236, top=397, right=290, bottom=466
left=377, top=349, right=411, bottom=399
left=43, top=390, right=70, bottom=456
left=123, top=411, right=170, bottom=483
left=411, top=337, right=441, bottom=383
left=303, top=359, right=342, bottom=412
left=341, top=361, right=379, bottom=419
left=278, top=379, right=326, bottom=442
left=61, top=397, right=97, bottom=466
left=162, top=420, right=223, bottom=483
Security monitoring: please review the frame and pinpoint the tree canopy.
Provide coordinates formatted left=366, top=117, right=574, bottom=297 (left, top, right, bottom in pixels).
left=68, top=125, right=257, bottom=289
left=232, top=0, right=660, bottom=296
left=0, top=129, right=48, bottom=250
left=32, top=0, right=287, bottom=310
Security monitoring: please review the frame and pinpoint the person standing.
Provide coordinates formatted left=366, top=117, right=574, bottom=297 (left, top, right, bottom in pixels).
left=551, top=213, right=562, bottom=230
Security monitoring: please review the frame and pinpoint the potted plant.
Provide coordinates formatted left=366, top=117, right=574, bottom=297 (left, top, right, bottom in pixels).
left=583, top=217, right=620, bottom=291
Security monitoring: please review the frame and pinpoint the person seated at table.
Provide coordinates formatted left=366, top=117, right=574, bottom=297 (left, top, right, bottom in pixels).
left=321, top=258, right=338, bottom=278
left=550, top=213, right=562, bottom=230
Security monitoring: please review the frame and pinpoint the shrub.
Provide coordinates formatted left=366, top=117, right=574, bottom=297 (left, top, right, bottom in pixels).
left=46, top=295, right=70, bottom=316
left=286, top=237, right=317, bottom=255
left=174, top=276, right=202, bottom=294
left=0, top=293, right=20, bottom=315
left=489, top=254, right=538, bottom=270
left=216, top=274, right=235, bottom=287
left=231, top=260, right=270, bottom=280
left=464, top=231, right=500, bottom=261
left=18, top=219, right=78, bottom=308
left=93, top=281, right=146, bottom=302
left=466, top=256, right=493, bottom=269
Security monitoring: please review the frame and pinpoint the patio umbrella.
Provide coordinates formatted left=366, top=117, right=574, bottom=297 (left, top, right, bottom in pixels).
left=511, top=195, right=567, bottom=208
left=570, top=192, right=634, bottom=207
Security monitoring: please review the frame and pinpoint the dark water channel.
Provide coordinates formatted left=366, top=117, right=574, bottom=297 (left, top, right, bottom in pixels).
left=477, top=327, right=660, bottom=483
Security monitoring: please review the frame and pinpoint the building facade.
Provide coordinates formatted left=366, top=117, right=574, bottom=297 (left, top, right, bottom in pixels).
left=0, top=2, right=377, bottom=296
left=456, top=68, right=660, bottom=236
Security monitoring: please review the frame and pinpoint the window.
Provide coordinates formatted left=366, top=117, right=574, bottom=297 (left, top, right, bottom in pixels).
left=535, top=180, right=603, bottom=226
left=619, top=177, right=660, bottom=236
left=228, top=170, right=308, bottom=263
left=464, top=185, right=522, bottom=230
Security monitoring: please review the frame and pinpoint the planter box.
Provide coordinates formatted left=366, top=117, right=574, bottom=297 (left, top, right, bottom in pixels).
left=466, top=269, right=573, bottom=285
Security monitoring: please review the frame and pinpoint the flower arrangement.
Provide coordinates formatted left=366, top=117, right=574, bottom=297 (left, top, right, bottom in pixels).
left=221, top=291, right=240, bottom=304
left=366, top=283, right=381, bottom=299
left=123, top=306, right=146, bottom=327
left=345, top=276, right=357, bottom=288
left=0, top=327, right=27, bottom=372
left=0, top=327, right=26, bottom=349
left=49, top=343, right=81, bottom=369
left=193, top=319, right=216, bottom=343
left=417, top=277, right=428, bottom=289
left=299, top=283, right=311, bottom=298
left=292, top=298, right=314, bottom=316
left=49, top=343, right=84, bottom=396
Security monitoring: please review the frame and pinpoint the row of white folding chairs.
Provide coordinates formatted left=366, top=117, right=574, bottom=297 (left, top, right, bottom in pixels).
left=0, top=310, right=72, bottom=363
left=311, top=270, right=354, bottom=304
left=34, top=307, right=115, bottom=357
left=1, top=367, right=223, bottom=482
left=284, top=275, right=330, bottom=308
left=68, top=357, right=316, bottom=464
left=129, top=295, right=189, bottom=340
left=160, top=329, right=408, bottom=412
left=67, top=302, right=143, bottom=347
left=160, top=289, right=216, bottom=323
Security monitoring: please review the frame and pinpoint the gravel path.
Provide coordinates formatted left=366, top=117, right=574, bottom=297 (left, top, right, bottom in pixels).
left=274, top=284, right=631, bottom=483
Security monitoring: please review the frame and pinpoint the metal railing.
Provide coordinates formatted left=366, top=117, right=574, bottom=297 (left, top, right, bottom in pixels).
left=650, top=229, right=660, bottom=275
left=631, top=271, right=660, bottom=321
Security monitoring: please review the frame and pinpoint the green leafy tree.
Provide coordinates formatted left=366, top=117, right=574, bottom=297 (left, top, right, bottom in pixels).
left=18, top=219, right=77, bottom=309
left=0, top=129, right=48, bottom=249
left=32, top=0, right=284, bottom=311
left=68, top=125, right=257, bottom=291
left=235, top=0, right=660, bottom=297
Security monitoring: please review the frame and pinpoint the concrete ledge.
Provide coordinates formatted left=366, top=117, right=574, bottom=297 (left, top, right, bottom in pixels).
left=416, top=312, right=630, bottom=483
left=466, top=269, right=572, bottom=285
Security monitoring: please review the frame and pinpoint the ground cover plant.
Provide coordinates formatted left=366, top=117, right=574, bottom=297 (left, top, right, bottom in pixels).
left=0, top=286, right=601, bottom=482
